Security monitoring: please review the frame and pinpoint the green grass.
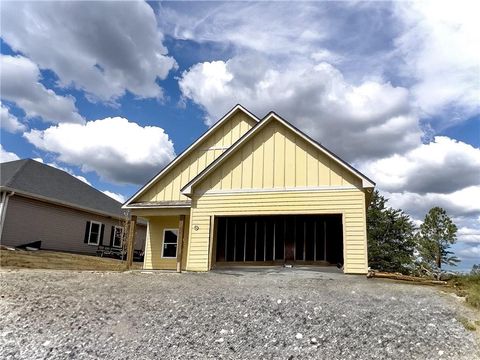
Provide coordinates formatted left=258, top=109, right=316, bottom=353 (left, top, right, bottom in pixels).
left=450, top=274, right=480, bottom=309
left=457, top=316, right=477, bottom=331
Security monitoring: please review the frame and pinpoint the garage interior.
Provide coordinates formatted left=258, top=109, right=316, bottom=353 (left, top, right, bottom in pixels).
left=214, top=214, right=343, bottom=267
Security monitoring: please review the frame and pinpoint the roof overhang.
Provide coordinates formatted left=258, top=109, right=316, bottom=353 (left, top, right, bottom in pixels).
left=125, top=200, right=191, bottom=209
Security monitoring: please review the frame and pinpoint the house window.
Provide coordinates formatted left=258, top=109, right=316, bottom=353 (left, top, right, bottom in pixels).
left=112, top=226, right=124, bottom=248
left=88, top=221, right=102, bottom=245
left=162, top=229, right=178, bottom=258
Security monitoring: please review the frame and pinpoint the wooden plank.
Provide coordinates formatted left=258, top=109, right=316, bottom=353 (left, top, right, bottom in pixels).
left=208, top=216, right=215, bottom=270
left=176, top=215, right=185, bottom=273
left=125, top=215, right=137, bottom=270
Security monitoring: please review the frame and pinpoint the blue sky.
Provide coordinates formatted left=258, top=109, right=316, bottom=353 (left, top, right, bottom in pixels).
left=0, top=1, right=478, bottom=271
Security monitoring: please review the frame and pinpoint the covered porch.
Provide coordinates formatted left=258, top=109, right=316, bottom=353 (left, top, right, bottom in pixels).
left=129, top=201, right=191, bottom=271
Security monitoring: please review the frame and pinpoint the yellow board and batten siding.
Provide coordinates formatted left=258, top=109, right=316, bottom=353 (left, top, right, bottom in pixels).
left=143, top=215, right=191, bottom=270
left=186, top=121, right=369, bottom=274
left=137, top=111, right=256, bottom=203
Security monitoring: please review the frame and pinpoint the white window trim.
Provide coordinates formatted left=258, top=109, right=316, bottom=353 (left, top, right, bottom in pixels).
left=161, top=228, right=179, bottom=259
left=112, top=225, right=124, bottom=248
left=88, top=221, right=102, bottom=246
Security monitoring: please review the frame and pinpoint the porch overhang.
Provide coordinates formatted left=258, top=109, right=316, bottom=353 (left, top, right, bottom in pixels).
left=126, top=200, right=191, bottom=217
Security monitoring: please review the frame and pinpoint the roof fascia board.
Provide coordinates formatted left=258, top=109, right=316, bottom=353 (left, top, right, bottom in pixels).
left=123, top=104, right=259, bottom=207
left=124, top=204, right=192, bottom=209
left=0, top=186, right=126, bottom=220
left=181, top=112, right=375, bottom=195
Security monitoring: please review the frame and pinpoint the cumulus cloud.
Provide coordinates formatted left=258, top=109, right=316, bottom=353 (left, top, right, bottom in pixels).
left=102, top=191, right=126, bottom=203
left=394, top=1, right=480, bottom=126
left=1, top=1, right=176, bottom=103
left=180, top=57, right=420, bottom=161
left=24, top=117, right=175, bottom=185
left=457, top=245, right=480, bottom=260
left=32, top=157, right=91, bottom=185
left=0, top=55, right=84, bottom=124
left=457, top=227, right=480, bottom=244
left=0, top=102, right=26, bottom=133
left=384, top=186, right=480, bottom=221
left=167, top=1, right=478, bottom=131
left=360, top=137, right=480, bottom=194
left=0, top=145, right=20, bottom=163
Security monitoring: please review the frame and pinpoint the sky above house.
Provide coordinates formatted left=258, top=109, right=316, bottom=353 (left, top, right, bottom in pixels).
left=0, top=1, right=478, bottom=271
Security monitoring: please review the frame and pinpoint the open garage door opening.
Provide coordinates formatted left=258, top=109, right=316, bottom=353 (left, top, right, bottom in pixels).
left=214, top=214, right=343, bottom=267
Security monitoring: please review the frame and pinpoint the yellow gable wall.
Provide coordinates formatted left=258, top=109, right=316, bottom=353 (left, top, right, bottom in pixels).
left=185, top=120, right=369, bottom=274
left=196, top=121, right=362, bottom=193
left=138, top=111, right=257, bottom=202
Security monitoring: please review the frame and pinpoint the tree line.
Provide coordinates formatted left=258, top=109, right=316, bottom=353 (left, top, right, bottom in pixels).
left=367, top=190, right=475, bottom=276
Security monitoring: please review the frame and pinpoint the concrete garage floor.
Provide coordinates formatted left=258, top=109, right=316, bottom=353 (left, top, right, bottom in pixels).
left=0, top=268, right=478, bottom=359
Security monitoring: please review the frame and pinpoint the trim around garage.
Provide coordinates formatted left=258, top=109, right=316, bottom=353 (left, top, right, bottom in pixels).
left=196, top=185, right=361, bottom=196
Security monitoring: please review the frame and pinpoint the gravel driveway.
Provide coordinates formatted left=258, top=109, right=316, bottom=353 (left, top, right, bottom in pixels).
left=0, top=268, right=478, bottom=359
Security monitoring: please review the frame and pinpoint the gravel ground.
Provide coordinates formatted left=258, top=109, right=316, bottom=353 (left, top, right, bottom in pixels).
left=0, top=268, right=478, bottom=360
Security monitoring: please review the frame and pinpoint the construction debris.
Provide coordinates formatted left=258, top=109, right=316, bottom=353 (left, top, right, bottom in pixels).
left=367, top=270, right=447, bottom=285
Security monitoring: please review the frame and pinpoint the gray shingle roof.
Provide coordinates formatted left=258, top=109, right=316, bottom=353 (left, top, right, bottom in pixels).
left=1, top=159, right=125, bottom=218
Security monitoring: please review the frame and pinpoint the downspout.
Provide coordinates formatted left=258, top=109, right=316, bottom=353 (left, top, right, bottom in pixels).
left=0, top=191, right=15, bottom=242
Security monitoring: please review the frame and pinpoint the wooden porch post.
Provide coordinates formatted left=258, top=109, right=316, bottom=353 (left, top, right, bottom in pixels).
left=176, top=215, right=186, bottom=273
left=126, top=215, right=137, bottom=270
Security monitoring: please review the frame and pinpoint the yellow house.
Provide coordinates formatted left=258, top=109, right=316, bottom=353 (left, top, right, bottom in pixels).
left=123, top=105, right=375, bottom=274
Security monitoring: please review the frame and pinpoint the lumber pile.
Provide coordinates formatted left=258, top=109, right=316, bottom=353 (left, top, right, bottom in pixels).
left=367, top=270, right=447, bottom=285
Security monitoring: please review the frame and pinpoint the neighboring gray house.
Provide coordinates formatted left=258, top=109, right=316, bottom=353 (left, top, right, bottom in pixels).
left=0, top=159, right=145, bottom=255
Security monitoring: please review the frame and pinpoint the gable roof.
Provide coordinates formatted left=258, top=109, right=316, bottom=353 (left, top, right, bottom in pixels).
left=123, top=104, right=259, bottom=207
left=1, top=159, right=126, bottom=218
left=181, top=112, right=375, bottom=196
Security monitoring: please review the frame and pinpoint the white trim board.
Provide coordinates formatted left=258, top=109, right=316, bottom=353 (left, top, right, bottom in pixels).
left=196, top=185, right=362, bottom=196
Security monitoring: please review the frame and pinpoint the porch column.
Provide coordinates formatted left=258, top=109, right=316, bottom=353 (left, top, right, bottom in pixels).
left=126, top=215, right=137, bottom=270
left=176, top=215, right=186, bottom=273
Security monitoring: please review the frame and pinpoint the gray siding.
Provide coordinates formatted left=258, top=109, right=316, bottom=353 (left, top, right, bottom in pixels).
left=1, top=195, right=145, bottom=254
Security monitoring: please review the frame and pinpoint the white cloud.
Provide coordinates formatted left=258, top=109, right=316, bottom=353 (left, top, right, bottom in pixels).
left=1, top=1, right=176, bottom=103
left=457, top=227, right=480, bottom=244
left=159, top=2, right=328, bottom=55
left=180, top=57, right=420, bottom=161
left=0, top=55, right=84, bottom=124
left=394, top=1, right=480, bottom=127
left=102, top=190, right=126, bottom=203
left=166, top=1, right=478, bottom=130
left=0, top=102, right=26, bottom=133
left=360, top=137, right=480, bottom=194
left=457, top=245, right=480, bottom=260
left=0, top=145, right=20, bottom=163
left=24, top=117, right=176, bottom=185
left=384, top=186, right=480, bottom=221
left=32, top=157, right=92, bottom=185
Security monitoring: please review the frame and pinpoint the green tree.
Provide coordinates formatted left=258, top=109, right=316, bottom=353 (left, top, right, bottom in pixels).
left=417, top=207, right=459, bottom=269
left=367, top=190, right=416, bottom=273
left=472, top=264, right=480, bottom=275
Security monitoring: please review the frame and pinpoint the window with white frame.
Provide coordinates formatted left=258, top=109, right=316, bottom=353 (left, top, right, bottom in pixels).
left=162, top=229, right=178, bottom=258
left=87, top=221, right=102, bottom=245
left=112, top=226, right=124, bottom=248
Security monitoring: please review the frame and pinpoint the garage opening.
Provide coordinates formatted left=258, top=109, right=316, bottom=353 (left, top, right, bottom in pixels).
left=214, top=214, right=343, bottom=266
